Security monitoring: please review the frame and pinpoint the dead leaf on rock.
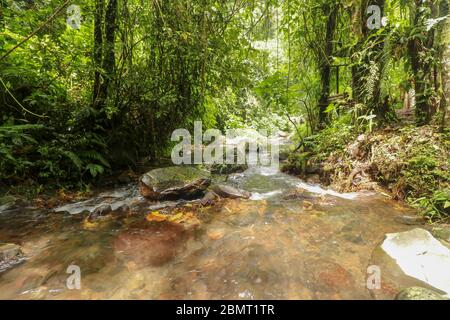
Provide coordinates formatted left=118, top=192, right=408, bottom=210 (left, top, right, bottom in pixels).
left=168, top=212, right=183, bottom=222
left=146, top=211, right=167, bottom=222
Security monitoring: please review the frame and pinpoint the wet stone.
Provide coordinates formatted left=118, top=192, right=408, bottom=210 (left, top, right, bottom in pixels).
left=0, top=196, right=20, bottom=212
left=431, top=226, right=450, bottom=243
left=395, top=287, right=448, bottom=300
left=87, top=205, right=113, bottom=222
left=0, top=243, right=24, bottom=271
left=114, top=222, right=190, bottom=267
left=140, top=166, right=211, bottom=200
left=200, top=191, right=220, bottom=206
left=394, top=215, right=425, bottom=225
left=211, top=184, right=251, bottom=200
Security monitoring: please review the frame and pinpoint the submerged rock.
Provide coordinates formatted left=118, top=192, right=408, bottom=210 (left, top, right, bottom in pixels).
left=114, top=222, right=189, bottom=267
left=139, top=166, right=211, bottom=200
left=54, top=185, right=140, bottom=215
left=395, top=287, right=447, bottom=300
left=211, top=184, right=251, bottom=199
left=87, top=204, right=113, bottom=222
left=200, top=191, right=220, bottom=206
left=0, top=243, right=24, bottom=271
left=394, top=215, right=425, bottom=226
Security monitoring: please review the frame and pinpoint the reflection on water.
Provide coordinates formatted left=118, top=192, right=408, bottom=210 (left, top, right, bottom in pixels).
left=0, top=166, right=421, bottom=300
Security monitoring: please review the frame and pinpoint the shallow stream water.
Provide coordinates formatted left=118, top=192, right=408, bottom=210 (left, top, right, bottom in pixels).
left=0, top=166, right=426, bottom=300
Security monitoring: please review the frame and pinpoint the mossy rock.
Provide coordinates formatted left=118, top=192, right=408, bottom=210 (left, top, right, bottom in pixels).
left=431, top=226, right=450, bottom=243
left=395, top=287, right=448, bottom=300
left=140, top=166, right=211, bottom=200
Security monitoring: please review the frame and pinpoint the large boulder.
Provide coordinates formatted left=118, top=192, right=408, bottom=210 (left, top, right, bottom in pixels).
left=139, top=166, right=211, bottom=200
left=369, top=228, right=450, bottom=299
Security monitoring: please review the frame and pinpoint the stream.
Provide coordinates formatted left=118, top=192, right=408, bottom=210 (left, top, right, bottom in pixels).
left=0, top=163, right=447, bottom=300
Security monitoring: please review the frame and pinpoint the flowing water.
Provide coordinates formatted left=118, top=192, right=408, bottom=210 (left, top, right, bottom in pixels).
left=0, top=166, right=426, bottom=300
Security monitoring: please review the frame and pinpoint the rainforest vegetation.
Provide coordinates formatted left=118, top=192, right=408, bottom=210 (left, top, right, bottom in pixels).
left=0, top=0, right=449, bottom=219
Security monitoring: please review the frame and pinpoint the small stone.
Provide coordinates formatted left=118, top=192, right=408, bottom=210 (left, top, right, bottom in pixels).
left=431, top=226, right=450, bottom=243
left=114, top=204, right=130, bottom=215
left=200, top=191, right=220, bottom=206
left=0, top=243, right=23, bottom=261
left=211, top=184, right=251, bottom=199
left=394, top=215, right=424, bottom=225
left=306, top=174, right=321, bottom=184
left=0, top=243, right=24, bottom=272
left=117, top=170, right=136, bottom=184
left=87, top=205, right=113, bottom=221
left=0, top=195, right=19, bottom=212
left=395, top=287, right=447, bottom=300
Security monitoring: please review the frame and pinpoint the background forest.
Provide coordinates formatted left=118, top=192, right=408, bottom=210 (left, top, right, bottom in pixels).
left=0, top=0, right=449, bottom=218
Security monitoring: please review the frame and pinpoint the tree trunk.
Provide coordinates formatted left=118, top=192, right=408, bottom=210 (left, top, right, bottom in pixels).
left=318, top=4, right=337, bottom=126
left=93, top=0, right=117, bottom=111
left=93, top=0, right=104, bottom=108
left=439, top=0, right=449, bottom=128
left=101, top=0, right=118, bottom=101
left=351, top=0, right=386, bottom=119
left=407, top=0, right=435, bottom=125
left=0, top=0, right=5, bottom=30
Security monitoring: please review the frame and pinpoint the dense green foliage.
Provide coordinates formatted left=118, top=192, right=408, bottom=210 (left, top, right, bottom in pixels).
left=1, top=0, right=280, bottom=187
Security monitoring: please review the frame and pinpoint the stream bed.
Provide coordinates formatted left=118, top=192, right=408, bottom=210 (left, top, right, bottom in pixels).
left=0, top=166, right=448, bottom=300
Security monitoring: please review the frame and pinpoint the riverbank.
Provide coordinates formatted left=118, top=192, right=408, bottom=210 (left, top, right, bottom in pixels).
left=283, top=124, right=450, bottom=221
